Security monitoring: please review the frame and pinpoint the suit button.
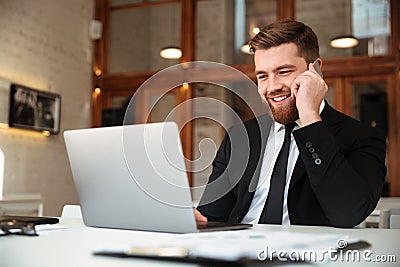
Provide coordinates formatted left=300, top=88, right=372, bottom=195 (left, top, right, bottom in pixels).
left=306, top=142, right=312, bottom=148
left=312, top=153, right=319, bottom=159
left=315, top=158, right=322, bottom=165
left=308, top=147, right=315, bottom=153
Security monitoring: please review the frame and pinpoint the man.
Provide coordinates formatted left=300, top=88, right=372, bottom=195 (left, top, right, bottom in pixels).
left=195, top=19, right=387, bottom=228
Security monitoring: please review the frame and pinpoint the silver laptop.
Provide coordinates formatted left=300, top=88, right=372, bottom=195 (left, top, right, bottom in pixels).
left=64, top=122, right=251, bottom=233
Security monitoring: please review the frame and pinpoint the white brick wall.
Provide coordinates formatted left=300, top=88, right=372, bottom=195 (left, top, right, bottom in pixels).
left=0, top=0, right=94, bottom=216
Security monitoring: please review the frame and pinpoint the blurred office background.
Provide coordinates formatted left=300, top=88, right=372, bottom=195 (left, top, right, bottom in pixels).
left=0, top=0, right=398, bottom=216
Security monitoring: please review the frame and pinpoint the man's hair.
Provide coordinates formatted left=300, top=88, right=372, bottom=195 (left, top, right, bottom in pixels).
left=249, top=19, right=320, bottom=64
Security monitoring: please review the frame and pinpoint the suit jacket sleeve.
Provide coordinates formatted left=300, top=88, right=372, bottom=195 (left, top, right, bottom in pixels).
left=197, top=132, right=236, bottom=222
left=292, top=120, right=387, bottom=228
left=197, top=116, right=266, bottom=223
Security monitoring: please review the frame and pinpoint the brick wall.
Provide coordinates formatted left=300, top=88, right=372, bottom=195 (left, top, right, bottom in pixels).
left=0, top=0, right=94, bottom=216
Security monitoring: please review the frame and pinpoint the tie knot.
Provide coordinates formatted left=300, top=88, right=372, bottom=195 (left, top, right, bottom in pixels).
left=284, top=122, right=296, bottom=134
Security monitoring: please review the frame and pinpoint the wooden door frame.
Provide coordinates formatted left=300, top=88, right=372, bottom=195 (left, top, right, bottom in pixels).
left=344, top=74, right=399, bottom=197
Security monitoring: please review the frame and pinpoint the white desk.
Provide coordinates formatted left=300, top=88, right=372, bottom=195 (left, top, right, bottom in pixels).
left=0, top=218, right=399, bottom=267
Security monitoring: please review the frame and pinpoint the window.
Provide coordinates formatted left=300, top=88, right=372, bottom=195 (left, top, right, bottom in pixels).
left=296, top=0, right=391, bottom=58
left=109, top=2, right=181, bottom=73
left=195, top=0, right=276, bottom=64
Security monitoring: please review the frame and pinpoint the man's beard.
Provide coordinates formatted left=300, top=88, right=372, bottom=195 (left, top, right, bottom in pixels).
left=266, top=96, right=299, bottom=124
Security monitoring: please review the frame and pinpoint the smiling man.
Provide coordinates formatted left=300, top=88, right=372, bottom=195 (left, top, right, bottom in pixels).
left=195, top=19, right=387, bottom=228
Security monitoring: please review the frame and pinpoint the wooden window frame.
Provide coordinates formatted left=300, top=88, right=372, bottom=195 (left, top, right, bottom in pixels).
left=91, top=0, right=400, bottom=196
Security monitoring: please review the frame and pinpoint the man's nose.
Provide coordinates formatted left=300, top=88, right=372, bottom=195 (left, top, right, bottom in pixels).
left=267, top=75, right=282, bottom=93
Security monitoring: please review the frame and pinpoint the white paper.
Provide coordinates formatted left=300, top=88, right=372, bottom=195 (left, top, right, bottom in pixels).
left=95, top=229, right=359, bottom=263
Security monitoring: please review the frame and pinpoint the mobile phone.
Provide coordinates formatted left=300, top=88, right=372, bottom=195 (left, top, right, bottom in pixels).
left=312, top=60, right=323, bottom=78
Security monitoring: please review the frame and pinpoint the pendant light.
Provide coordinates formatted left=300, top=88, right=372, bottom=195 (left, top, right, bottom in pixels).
left=159, top=8, right=182, bottom=59
left=330, top=35, right=359, bottom=48
left=160, top=46, right=182, bottom=59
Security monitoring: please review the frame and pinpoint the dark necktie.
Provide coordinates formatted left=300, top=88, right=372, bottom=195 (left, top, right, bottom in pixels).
left=259, top=122, right=296, bottom=224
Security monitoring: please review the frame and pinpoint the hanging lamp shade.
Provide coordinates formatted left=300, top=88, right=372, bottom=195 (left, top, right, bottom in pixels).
left=241, top=43, right=251, bottom=54
left=160, top=46, right=182, bottom=59
left=330, top=35, right=359, bottom=48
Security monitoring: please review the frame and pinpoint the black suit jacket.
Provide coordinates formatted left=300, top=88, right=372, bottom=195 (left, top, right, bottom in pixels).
left=198, top=103, right=387, bottom=228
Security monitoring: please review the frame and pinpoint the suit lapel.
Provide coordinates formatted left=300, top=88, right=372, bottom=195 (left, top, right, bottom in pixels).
left=248, top=114, right=273, bottom=193
left=232, top=114, right=272, bottom=220
left=289, top=158, right=306, bottom=189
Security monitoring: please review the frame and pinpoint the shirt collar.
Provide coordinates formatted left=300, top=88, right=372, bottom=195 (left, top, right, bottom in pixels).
left=272, top=100, right=326, bottom=133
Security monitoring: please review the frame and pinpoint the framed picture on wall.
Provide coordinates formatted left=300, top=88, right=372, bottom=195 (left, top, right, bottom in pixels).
left=9, top=83, right=61, bottom=134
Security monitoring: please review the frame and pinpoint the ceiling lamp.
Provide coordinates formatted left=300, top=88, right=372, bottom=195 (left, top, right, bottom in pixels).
left=241, top=43, right=251, bottom=54
left=252, top=26, right=260, bottom=35
left=330, top=35, right=359, bottom=48
left=160, top=47, right=182, bottom=59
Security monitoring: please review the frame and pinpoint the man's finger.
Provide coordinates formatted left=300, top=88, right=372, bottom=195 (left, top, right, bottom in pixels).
left=193, top=208, right=208, bottom=223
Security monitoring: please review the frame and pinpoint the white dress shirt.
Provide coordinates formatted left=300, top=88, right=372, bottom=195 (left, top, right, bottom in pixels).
left=241, top=101, right=326, bottom=225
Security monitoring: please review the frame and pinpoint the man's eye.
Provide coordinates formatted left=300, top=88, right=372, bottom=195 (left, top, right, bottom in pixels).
left=279, top=70, right=292, bottom=75
left=257, top=74, right=267, bottom=80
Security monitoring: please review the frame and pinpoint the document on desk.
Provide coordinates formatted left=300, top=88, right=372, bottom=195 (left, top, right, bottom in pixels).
left=94, top=230, right=364, bottom=264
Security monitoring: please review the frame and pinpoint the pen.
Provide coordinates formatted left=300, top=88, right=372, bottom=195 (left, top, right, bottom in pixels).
left=94, top=246, right=248, bottom=267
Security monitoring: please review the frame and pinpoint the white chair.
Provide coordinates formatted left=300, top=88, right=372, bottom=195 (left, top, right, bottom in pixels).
left=379, top=208, right=400, bottom=229
left=362, top=197, right=400, bottom=228
left=61, top=204, right=82, bottom=219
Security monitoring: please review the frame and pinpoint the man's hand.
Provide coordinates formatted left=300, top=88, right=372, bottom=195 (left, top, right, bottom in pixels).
left=291, top=61, right=328, bottom=126
left=194, top=208, right=208, bottom=223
